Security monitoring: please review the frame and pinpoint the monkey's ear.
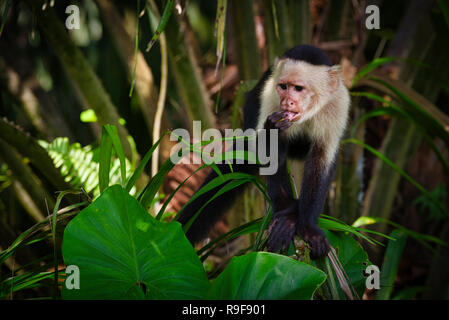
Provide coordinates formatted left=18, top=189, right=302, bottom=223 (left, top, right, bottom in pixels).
left=328, top=66, right=341, bottom=93
left=274, top=58, right=287, bottom=73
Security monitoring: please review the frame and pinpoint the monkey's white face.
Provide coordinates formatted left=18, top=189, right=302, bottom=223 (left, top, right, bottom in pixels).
left=273, top=59, right=340, bottom=124
left=275, top=74, right=313, bottom=122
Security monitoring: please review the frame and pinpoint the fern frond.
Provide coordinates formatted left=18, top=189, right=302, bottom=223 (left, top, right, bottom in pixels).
left=39, top=138, right=132, bottom=197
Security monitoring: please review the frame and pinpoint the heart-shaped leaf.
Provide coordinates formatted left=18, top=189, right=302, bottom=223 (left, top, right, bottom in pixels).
left=207, top=252, right=326, bottom=299
left=325, top=230, right=371, bottom=298
left=62, top=185, right=210, bottom=299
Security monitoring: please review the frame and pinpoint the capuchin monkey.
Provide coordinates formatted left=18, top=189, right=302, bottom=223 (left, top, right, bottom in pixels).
left=177, top=45, right=350, bottom=259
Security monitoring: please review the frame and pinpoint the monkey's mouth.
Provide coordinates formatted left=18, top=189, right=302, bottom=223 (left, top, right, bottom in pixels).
left=283, top=111, right=301, bottom=122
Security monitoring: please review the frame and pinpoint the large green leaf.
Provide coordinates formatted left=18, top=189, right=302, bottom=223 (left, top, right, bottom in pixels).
left=62, top=185, right=210, bottom=299
left=206, top=252, right=326, bottom=300
left=324, top=230, right=370, bottom=298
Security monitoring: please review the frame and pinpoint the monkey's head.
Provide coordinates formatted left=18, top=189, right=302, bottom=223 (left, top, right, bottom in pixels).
left=271, top=46, right=342, bottom=124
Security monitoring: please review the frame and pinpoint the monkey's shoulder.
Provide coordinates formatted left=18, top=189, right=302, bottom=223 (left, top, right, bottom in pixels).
left=243, top=68, right=273, bottom=130
left=287, top=134, right=312, bottom=159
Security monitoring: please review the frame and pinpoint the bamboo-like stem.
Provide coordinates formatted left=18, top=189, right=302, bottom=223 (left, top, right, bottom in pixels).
left=230, top=0, right=260, bottom=80
left=263, top=0, right=311, bottom=64
left=162, top=3, right=215, bottom=130
left=95, top=0, right=167, bottom=143
left=0, top=59, right=67, bottom=140
left=361, top=5, right=448, bottom=237
left=24, top=0, right=132, bottom=159
left=322, top=0, right=350, bottom=42
left=333, top=109, right=364, bottom=223
left=0, top=139, right=54, bottom=216
left=0, top=245, right=23, bottom=274
left=376, top=229, right=407, bottom=300
left=0, top=118, right=75, bottom=200
left=424, top=223, right=449, bottom=299
left=12, top=181, right=46, bottom=222
left=148, top=0, right=168, bottom=178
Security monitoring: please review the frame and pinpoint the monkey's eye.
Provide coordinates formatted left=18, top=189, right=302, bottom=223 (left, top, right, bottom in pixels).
left=295, top=85, right=304, bottom=92
left=278, top=84, right=287, bottom=90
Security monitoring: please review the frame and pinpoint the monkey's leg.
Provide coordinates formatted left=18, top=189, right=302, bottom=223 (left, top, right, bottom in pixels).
left=265, top=162, right=299, bottom=252
left=296, top=144, right=336, bottom=259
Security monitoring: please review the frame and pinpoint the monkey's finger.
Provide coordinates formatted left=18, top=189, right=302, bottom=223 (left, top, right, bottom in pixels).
left=266, top=235, right=283, bottom=252
left=277, top=225, right=295, bottom=251
left=303, top=231, right=330, bottom=259
left=268, top=112, right=284, bottom=122
left=267, top=224, right=284, bottom=252
left=275, top=120, right=292, bottom=130
left=272, top=110, right=286, bottom=116
left=311, top=237, right=330, bottom=259
left=275, top=121, right=292, bottom=129
left=267, top=232, right=290, bottom=253
left=267, top=220, right=294, bottom=252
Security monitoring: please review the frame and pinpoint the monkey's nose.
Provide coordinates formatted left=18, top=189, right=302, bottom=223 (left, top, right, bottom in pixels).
left=281, top=100, right=295, bottom=110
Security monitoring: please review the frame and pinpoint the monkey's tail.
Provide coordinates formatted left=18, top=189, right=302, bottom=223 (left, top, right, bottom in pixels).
left=177, top=161, right=258, bottom=243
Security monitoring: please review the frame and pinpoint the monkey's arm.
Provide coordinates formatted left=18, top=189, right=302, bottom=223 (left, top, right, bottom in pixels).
left=265, top=127, right=336, bottom=259
left=263, top=112, right=295, bottom=212
left=263, top=112, right=299, bottom=252
left=295, top=143, right=336, bottom=259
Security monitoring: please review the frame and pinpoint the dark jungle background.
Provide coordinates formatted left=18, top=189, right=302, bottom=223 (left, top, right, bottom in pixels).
left=0, top=0, right=448, bottom=300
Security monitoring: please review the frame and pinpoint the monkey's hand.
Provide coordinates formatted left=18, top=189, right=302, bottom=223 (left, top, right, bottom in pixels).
left=297, top=225, right=330, bottom=259
left=265, top=111, right=293, bottom=131
left=266, top=203, right=297, bottom=253
left=264, top=112, right=291, bottom=163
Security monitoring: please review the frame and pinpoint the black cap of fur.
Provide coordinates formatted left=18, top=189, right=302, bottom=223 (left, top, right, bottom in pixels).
left=282, top=45, right=332, bottom=67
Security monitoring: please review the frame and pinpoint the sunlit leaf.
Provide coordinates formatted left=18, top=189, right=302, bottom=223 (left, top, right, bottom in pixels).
left=62, top=185, right=210, bottom=299
left=206, top=252, right=326, bottom=299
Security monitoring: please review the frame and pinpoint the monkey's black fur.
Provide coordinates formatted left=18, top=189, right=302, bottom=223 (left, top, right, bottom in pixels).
left=177, top=45, right=335, bottom=258
left=282, top=44, right=332, bottom=66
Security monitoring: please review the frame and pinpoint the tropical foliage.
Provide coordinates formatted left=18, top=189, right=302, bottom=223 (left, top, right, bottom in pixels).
left=0, top=0, right=448, bottom=300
